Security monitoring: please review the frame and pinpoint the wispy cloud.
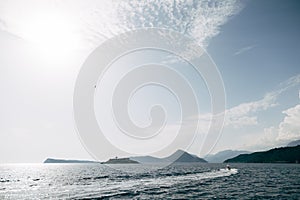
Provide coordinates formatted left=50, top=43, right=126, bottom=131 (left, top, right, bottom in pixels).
left=0, top=0, right=244, bottom=50
left=234, top=44, right=256, bottom=56
left=244, top=103, right=300, bottom=151
left=179, top=74, right=300, bottom=132
left=225, top=93, right=276, bottom=128
left=277, top=104, right=300, bottom=141
left=225, top=74, right=300, bottom=128
left=180, top=74, right=300, bottom=153
left=115, top=0, right=244, bottom=47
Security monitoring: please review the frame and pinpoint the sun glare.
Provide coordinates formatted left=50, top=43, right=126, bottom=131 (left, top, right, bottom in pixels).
left=20, top=12, right=81, bottom=58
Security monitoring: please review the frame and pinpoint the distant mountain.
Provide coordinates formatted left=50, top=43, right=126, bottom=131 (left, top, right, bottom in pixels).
left=131, top=150, right=207, bottom=163
left=103, top=157, right=139, bottom=164
left=44, top=158, right=99, bottom=164
left=163, top=149, right=207, bottom=163
left=224, top=145, right=300, bottom=163
left=287, top=139, right=300, bottom=147
left=130, top=156, right=162, bottom=163
left=205, top=150, right=251, bottom=163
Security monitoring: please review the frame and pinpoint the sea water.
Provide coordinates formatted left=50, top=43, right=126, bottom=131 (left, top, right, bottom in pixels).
left=0, top=163, right=299, bottom=199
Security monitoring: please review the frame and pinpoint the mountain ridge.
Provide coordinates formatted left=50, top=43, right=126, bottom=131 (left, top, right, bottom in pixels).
left=205, top=150, right=251, bottom=163
left=224, top=145, right=300, bottom=163
left=287, top=139, right=300, bottom=147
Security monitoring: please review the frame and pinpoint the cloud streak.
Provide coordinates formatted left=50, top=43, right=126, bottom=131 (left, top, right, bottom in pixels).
left=234, top=44, right=256, bottom=56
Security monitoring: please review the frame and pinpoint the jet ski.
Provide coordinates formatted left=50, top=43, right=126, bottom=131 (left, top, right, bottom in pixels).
left=226, top=164, right=231, bottom=170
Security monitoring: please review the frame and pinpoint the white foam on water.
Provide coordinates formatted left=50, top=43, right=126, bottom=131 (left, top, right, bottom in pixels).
left=92, top=168, right=239, bottom=194
left=143, top=168, right=239, bottom=186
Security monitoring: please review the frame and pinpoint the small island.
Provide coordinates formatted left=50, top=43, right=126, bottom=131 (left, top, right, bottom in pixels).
left=44, top=158, right=99, bottom=164
left=103, top=157, right=139, bottom=164
left=43, top=157, right=139, bottom=164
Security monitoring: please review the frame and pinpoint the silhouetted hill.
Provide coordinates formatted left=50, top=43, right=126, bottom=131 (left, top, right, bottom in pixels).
left=131, top=150, right=207, bottom=163
left=224, top=145, right=300, bottom=163
left=44, top=158, right=98, bottom=164
left=163, top=150, right=207, bottom=163
left=205, top=150, right=251, bottom=163
left=130, top=156, right=162, bottom=163
left=287, top=139, right=300, bottom=147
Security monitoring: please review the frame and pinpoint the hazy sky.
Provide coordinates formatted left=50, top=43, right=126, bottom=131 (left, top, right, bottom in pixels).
left=0, top=0, right=299, bottom=163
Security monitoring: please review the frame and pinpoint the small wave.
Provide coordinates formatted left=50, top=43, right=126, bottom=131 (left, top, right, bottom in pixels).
left=81, top=175, right=109, bottom=181
left=115, top=175, right=131, bottom=179
left=73, top=191, right=134, bottom=200
left=29, top=184, right=37, bottom=187
left=94, top=175, right=109, bottom=180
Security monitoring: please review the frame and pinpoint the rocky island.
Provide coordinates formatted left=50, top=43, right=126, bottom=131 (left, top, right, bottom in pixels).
left=103, top=157, right=139, bottom=164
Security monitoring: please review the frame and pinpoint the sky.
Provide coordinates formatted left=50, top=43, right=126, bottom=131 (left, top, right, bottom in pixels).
left=0, top=0, right=299, bottom=163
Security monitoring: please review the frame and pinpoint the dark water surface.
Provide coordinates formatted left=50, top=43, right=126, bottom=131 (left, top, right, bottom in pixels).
left=0, top=163, right=299, bottom=199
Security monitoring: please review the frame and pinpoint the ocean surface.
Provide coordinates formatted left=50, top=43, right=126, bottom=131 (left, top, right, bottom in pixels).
left=0, top=163, right=299, bottom=199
